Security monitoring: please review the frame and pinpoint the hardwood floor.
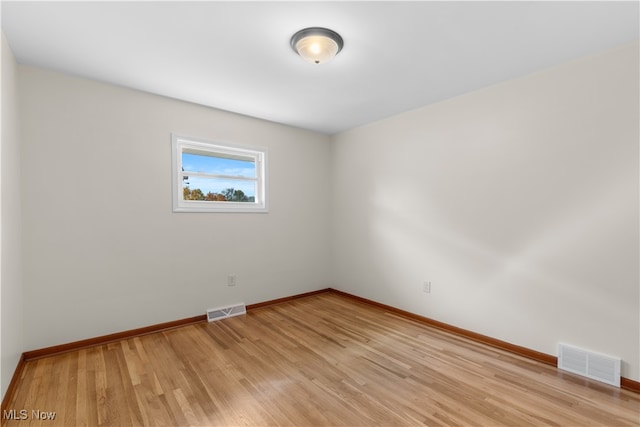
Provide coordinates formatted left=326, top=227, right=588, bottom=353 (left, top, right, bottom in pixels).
left=4, top=293, right=639, bottom=426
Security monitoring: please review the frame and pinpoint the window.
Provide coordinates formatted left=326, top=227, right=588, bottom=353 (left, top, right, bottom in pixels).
left=171, top=134, right=268, bottom=212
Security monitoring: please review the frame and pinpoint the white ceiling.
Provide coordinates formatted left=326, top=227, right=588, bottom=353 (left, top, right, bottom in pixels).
left=2, top=1, right=638, bottom=135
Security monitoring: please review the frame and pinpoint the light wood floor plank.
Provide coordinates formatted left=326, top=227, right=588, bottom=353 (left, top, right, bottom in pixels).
left=4, top=293, right=639, bottom=426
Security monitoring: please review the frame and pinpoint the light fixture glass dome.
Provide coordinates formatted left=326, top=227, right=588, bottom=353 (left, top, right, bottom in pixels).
left=291, top=27, right=344, bottom=65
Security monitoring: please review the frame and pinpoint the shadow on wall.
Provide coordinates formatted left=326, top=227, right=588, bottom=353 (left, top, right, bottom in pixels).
left=364, top=164, right=637, bottom=375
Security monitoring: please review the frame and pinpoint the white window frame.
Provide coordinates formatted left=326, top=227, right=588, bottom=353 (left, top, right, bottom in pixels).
left=171, top=134, right=268, bottom=213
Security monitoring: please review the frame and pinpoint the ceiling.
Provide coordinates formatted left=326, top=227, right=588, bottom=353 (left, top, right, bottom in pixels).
left=2, top=1, right=638, bottom=135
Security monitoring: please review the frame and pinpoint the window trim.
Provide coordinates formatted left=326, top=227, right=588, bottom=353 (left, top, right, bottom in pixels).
left=171, top=134, right=268, bottom=213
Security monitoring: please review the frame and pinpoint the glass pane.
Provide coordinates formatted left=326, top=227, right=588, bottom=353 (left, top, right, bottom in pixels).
left=183, top=177, right=256, bottom=203
left=182, top=152, right=256, bottom=178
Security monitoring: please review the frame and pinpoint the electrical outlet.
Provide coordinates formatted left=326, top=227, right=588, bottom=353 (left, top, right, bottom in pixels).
left=227, top=274, right=237, bottom=286
left=423, top=281, right=431, bottom=293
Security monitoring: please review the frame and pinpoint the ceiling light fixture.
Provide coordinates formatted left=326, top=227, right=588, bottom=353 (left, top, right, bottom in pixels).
left=290, top=27, right=344, bottom=65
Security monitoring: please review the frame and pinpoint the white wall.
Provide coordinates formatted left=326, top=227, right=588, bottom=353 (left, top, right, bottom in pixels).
left=1, top=31, right=23, bottom=397
left=331, top=42, right=640, bottom=381
left=19, top=66, right=332, bottom=351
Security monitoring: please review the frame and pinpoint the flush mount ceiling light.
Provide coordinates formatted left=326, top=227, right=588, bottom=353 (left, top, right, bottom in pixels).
left=290, top=27, right=344, bottom=65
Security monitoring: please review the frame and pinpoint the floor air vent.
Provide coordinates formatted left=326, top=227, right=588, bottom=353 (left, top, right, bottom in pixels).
left=558, top=343, right=620, bottom=387
left=207, top=303, right=246, bottom=322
